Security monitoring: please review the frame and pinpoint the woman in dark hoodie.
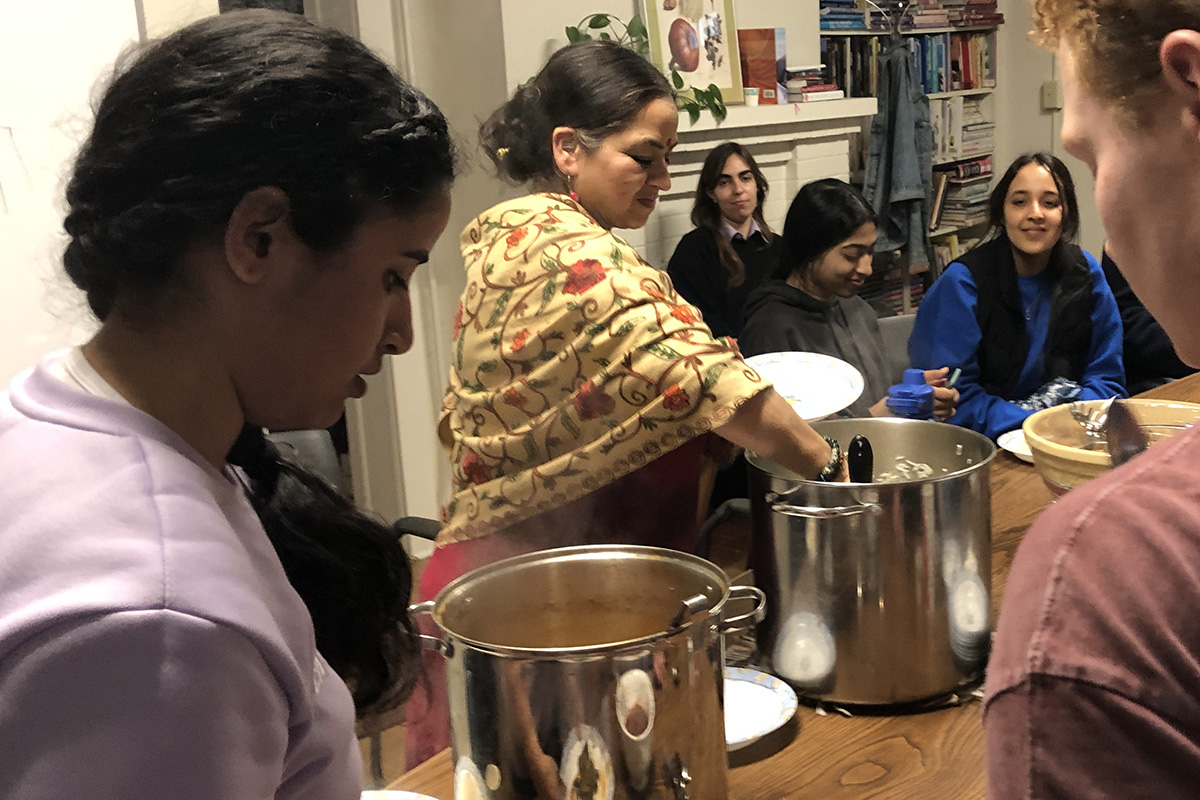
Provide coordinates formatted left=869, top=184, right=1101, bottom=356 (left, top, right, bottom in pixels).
left=741, top=178, right=958, bottom=419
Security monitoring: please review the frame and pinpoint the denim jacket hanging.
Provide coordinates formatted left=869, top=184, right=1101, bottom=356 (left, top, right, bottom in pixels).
left=863, top=38, right=933, bottom=265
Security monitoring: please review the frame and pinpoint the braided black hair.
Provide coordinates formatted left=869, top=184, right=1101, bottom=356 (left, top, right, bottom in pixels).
left=227, top=425, right=419, bottom=718
left=63, top=9, right=456, bottom=323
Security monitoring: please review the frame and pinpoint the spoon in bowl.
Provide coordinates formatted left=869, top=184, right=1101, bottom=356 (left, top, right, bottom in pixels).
left=1104, top=399, right=1150, bottom=467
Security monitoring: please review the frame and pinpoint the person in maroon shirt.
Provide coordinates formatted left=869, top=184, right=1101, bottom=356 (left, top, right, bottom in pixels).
left=985, top=3, right=1200, bottom=798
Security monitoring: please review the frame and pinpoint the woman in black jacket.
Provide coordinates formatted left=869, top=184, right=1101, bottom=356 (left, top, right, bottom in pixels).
left=666, top=142, right=782, bottom=338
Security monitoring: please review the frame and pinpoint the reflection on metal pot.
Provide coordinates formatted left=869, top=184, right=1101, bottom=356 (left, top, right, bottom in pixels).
left=749, top=418, right=996, bottom=705
left=560, top=724, right=615, bottom=800
left=947, top=571, right=989, bottom=668
left=772, top=610, right=837, bottom=689
left=614, top=667, right=655, bottom=791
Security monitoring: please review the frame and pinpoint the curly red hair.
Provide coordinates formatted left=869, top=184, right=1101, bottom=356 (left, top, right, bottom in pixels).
left=1033, top=0, right=1199, bottom=127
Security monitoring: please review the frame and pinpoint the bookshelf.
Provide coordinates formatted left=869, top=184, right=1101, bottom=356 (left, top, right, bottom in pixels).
left=818, top=4, right=1003, bottom=313
left=934, top=149, right=993, bottom=167
left=928, top=87, right=991, bottom=99
left=819, top=25, right=997, bottom=36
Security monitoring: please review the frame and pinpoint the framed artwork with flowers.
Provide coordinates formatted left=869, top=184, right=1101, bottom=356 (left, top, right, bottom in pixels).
left=641, top=0, right=743, bottom=103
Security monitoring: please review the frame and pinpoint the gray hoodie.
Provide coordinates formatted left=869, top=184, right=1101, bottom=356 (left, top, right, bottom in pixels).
left=741, top=279, right=895, bottom=418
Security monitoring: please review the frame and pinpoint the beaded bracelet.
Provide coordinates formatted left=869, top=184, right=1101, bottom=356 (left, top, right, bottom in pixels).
left=815, top=435, right=843, bottom=482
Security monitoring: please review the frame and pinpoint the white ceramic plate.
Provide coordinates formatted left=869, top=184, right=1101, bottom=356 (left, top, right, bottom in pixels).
left=744, top=352, right=864, bottom=421
left=361, top=792, right=439, bottom=800
left=997, top=429, right=1034, bottom=463
left=724, top=666, right=798, bottom=752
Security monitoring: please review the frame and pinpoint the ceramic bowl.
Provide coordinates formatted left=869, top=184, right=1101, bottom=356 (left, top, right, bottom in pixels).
left=1022, top=398, right=1200, bottom=495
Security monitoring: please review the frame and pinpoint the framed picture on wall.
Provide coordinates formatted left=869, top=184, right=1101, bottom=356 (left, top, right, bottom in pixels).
left=641, top=0, right=744, bottom=104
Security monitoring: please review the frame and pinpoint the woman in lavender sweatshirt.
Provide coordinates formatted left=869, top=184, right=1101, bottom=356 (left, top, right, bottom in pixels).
left=0, top=11, right=455, bottom=799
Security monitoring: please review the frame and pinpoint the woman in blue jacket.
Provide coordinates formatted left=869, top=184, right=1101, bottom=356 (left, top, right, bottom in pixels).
left=909, top=152, right=1125, bottom=440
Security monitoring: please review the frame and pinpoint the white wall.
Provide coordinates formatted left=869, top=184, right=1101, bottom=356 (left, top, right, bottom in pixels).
left=371, top=0, right=516, bottom=520
left=0, top=0, right=224, bottom=386
left=0, top=0, right=142, bottom=384
left=142, top=0, right=218, bottom=37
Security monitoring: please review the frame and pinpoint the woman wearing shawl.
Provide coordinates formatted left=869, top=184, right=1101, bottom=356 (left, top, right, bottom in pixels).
left=404, top=39, right=843, bottom=767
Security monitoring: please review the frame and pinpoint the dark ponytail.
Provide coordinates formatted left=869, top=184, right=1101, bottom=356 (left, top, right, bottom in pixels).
left=226, top=425, right=419, bottom=720
left=480, top=39, right=673, bottom=186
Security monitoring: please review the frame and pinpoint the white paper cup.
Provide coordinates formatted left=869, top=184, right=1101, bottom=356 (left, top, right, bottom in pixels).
left=743, top=88, right=759, bottom=106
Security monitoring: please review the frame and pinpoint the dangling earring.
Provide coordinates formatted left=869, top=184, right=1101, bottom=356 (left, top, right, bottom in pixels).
left=567, top=174, right=579, bottom=203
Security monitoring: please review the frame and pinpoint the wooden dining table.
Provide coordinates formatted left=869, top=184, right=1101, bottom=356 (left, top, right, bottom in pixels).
left=389, top=372, right=1200, bottom=799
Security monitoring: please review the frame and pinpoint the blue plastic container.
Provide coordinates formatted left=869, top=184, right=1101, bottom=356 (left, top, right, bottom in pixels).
left=886, top=369, right=935, bottom=419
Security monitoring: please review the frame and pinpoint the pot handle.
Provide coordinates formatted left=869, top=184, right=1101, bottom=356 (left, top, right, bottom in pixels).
left=719, top=585, right=767, bottom=633
left=669, top=593, right=714, bottom=629
left=407, top=600, right=452, bottom=657
left=764, top=482, right=806, bottom=505
left=769, top=501, right=881, bottom=519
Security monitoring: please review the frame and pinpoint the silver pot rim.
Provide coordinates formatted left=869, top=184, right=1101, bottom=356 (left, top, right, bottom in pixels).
left=426, top=544, right=732, bottom=658
left=748, top=417, right=997, bottom=486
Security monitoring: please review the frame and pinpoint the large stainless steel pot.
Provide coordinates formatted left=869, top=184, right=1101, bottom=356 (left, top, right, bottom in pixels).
left=412, top=545, right=764, bottom=799
left=747, top=417, right=995, bottom=705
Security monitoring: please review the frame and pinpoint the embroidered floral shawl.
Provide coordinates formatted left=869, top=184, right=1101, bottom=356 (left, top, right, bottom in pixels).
left=437, top=193, right=768, bottom=544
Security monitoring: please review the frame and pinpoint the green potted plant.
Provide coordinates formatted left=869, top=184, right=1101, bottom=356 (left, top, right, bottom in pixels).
left=565, top=13, right=727, bottom=123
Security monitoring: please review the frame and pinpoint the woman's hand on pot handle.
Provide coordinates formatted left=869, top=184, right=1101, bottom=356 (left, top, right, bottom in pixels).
left=716, top=388, right=847, bottom=481
left=924, top=367, right=960, bottom=421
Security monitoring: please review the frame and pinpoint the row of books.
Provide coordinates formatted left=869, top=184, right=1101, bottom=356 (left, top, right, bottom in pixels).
left=862, top=273, right=927, bottom=316
left=864, top=0, right=1005, bottom=31
left=820, top=28, right=997, bottom=99
left=910, top=30, right=997, bottom=93
left=931, top=231, right=984, bottom=273
left=931, top=95, right=994, bottom=163
left=784, top=64, right=848, bottom=102
left=934, top=176, right=990, bottom=230
left=820, top=0, right=867, bottom=31
left=943, top=154, right=994, bottom=178
left=943, top=0, right=1005, bottom=27
left=821, top=35, right=881, bottom=98
left=929, top=157, right=995, bottom=233
left=873, top=0, right=949, bottom=31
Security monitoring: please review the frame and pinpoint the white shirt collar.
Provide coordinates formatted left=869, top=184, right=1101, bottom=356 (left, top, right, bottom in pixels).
left=720, top=217, right=762, bottom=242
